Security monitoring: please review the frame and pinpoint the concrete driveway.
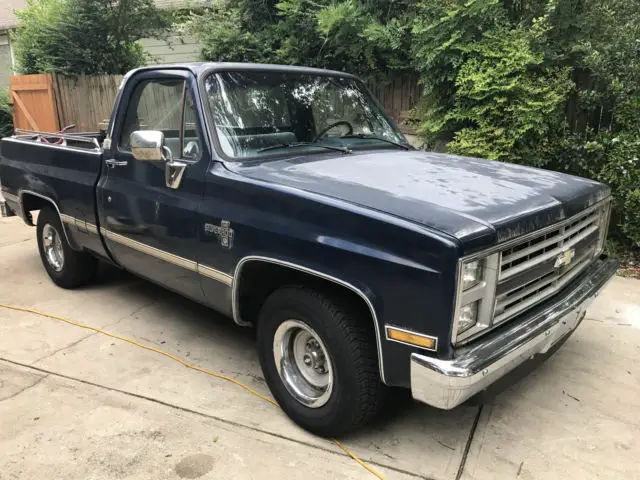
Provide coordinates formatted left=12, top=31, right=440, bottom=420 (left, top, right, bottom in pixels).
left=0, top=215, right=638, bottom=480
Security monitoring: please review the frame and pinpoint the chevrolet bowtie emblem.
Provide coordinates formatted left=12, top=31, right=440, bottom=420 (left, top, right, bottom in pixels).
left=554, top=248, right=575, bottom=268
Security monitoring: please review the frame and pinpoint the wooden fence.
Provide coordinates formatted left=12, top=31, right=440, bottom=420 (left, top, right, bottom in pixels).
left=9, top=73, right=123, bottom=133
left=9, top=72, right=422, bottom=134
left=54, top=75, right=123, bottom=132
left=366, top=74, right=421, bottom=126
left=9, top=74, right=60, bottom=132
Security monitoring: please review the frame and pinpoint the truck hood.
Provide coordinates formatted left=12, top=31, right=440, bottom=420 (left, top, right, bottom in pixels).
left=230, top=150, right=610, bottom=249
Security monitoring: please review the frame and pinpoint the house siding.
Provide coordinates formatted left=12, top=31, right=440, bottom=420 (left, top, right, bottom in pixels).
left=141, top=35, right=201, bottom=65
left=0, top=33, right=13, bottom=88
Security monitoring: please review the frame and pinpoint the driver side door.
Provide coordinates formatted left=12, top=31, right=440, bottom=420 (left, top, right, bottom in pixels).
left=97, top=70, right=208, bottom=301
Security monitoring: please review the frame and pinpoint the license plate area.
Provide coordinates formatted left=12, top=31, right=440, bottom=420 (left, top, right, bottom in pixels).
left=540, top=307, right=585, bottom=354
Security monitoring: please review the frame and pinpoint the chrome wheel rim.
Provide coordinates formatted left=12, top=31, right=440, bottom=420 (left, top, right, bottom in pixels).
left=42, top=224, right=64, bottom=272
left=273, top=320, right=334, bottom=408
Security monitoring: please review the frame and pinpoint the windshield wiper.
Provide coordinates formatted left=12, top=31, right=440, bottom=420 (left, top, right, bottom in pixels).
left=340, top=133, right=411, bottom=150
left=257, top=142, right=352, bottom=154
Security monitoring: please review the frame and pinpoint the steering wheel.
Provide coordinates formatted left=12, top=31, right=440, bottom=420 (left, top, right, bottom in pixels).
left=313, top=121, right=354, bottom=142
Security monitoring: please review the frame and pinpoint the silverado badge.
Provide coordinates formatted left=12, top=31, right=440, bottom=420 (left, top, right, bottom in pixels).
left=554, top=248, right=575, bottom=268
left=205, top=220, right=234, bottom=249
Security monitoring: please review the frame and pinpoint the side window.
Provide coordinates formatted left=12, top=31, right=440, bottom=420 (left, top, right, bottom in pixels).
left=182, top=90, right=202, bottom=161
left=119, top=79, right=186, bottom=158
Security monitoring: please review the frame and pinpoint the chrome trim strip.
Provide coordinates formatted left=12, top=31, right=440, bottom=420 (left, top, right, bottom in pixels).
left=101, top=228, right=198, bottom=272
left=18, top=190, right=73, bottom=245
left=60, top=214, right=75, bottom=225
left=411, top=257, right=618, bottom=409
left=198, top=264, right=233, bottom=286
left=5, top=137, right=102, bottom=155
left=233, top=255, right=387, bottom=383
left=596, top=202, right=612, bottom=256
left=48, top=212, right=99, bottom=236
left=450, top=260, right=464, bottom=345
left=99, top=227, right=233, bottom=287
left=85, top=222, right=99, bottom=235
left=14, top=129, right=102, bottom=148
left=385, top=325, right=438, bottom=352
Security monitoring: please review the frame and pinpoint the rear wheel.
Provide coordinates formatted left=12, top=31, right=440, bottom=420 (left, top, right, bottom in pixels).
left=36, top=207, right=97, bottom=289
left=257, top=286, right=386, bottom=437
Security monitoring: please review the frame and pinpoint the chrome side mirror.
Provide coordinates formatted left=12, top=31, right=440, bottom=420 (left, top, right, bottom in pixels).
left=131, top=130, right=166, bottom=162
left=130, top=129, right=187, bottom=190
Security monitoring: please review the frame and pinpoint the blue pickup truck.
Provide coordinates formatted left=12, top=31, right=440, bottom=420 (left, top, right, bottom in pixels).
left=0, top=63, right=618, bottom=436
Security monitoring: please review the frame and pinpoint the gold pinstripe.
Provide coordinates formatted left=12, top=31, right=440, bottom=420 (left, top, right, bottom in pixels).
left=197, top=264, right=233, bottom=286
left=100, top=228, right=198, bottom=271
left=56, top=214, right=231, bottom=286
left=94, top=226, right=231, bottom=286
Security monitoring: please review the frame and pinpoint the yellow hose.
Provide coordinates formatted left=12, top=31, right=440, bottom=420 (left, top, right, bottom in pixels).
left=0, top=303, right=386, bottom=480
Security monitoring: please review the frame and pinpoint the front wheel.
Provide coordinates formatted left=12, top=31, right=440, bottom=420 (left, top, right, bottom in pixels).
left=36, top=207, right=98, bottom=289
left=257, top=286, right=386, bottom=437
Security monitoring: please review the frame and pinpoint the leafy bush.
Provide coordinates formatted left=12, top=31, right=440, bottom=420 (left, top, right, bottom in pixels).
left=549, top=132, right=640, bottom=246
left=14, top=0, right=640, bottom=249
left=409, top=0, right=640, bottom=247
left=179, top=3, right=278, bottom=64
left=0, top=89, right=13, bottom=138
left=12, top=0, right=168, bottom=76
left=181, top=0, right=416, bottom=79
left=180, top=0, right=640, bottom=249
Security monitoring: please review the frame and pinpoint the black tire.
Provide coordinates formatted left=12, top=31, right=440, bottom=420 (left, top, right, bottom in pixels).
left=257, top=285, right=386, bottom=437
left=36, top=207, right=98, bottom=289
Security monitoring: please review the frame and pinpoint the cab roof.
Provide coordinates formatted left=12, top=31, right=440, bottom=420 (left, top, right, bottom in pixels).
left=126, top=62, right=358, bottom=80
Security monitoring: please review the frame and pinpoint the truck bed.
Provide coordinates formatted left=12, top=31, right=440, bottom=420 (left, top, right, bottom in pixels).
left=0, top=130, right=106, bottom=255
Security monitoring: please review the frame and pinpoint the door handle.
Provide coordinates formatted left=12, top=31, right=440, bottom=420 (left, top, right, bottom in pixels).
left=105, top=158, right=128, bottom=168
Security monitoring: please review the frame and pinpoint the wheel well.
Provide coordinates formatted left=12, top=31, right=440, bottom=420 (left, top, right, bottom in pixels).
left=235, top=261, right=374, bottom=330
left=20, top=193, right=56, bottom=225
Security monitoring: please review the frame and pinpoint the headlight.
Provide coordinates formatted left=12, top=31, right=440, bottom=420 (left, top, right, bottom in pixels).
left=453, top=253, right=500, bottom=344
left=462, top=260, right=483, bottom=290
left=457, top=301, right=479, bottom=333
left=595, top=201, right=612, bottom=256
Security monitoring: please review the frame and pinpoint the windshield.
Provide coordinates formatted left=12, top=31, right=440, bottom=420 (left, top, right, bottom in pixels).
left=203, top=71, right=408, bottom=159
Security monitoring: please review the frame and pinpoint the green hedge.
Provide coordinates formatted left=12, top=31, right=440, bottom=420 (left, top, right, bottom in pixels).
left=0, top=89, right=12, bottom=138
left=410, top=0, right=640, bottom=249
left=12, top=0, right=167, bottom=76
left=181, top=0, right=640, bottom=250
left=12, top=0, right=640, bottom=250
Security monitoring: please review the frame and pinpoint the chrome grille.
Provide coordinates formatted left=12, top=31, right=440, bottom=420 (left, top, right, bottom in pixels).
left=493, top=202, right=609, bottom=325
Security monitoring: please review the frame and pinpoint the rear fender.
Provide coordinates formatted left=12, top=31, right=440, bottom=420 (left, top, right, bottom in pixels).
left=19, top=190, right=79, bottom=249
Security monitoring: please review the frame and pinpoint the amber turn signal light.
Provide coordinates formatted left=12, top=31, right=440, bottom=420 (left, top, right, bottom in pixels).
left=385, top=327, right=437, bottom=351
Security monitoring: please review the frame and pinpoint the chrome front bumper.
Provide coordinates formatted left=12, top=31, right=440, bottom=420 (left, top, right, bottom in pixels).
left=411, top=257, right=618, bottom=409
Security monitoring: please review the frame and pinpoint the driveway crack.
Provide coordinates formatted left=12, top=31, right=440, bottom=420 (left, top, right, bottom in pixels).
left=0, top=357, right=428, bottom=479
left=455, top=405, right=483, bottom=480
left=28, top=303, right=148, bottom=366
left=0, top=238, right=32, bottom=249
left=0, top=374, right=48, bottom=402
left=30, top=332, right=98, bottom=366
